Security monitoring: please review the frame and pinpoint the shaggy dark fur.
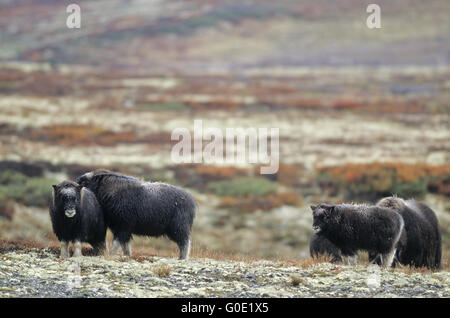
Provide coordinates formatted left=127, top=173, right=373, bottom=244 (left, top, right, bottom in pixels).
left=377, top=197, right=441, bottom=269
left=309, top=233, right=343, bottom=262
left=311, top=203, right=404, bottom=266
left=310, top=233, right=407, bottom=266
left=50, top=181, right=107, bottom=257
left=76, top=170, right=196, bottom=259
left=368, top=226, right=407, bottom=267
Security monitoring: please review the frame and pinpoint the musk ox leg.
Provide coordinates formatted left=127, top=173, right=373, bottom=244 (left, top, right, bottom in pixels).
left=178, top=238, right=191, bottom=260
left=92, top=241, right=108, bottom=257
left=120, top=241, right=132, bottom=256
left=167, top=228, right=191, bottom=259
left=111, top=233, right=132, bottom=256
left=392, top=257, right=404, bottom=268
left=60, top=241, right=69, bottom=258
left=111, top=238, right=121, bottom=255
left=344, top=255, right=357, bottom=265
left=73, top=240, right=82, bottom=257
left=167, top=217, right=193, bottom=260
left=369, top=252, right=382, bottom=265
left=381, top=217, right=404, bottom=267
left=381, top=248, right=397, bottom=267
left=331, top=255, right=343, bottom=263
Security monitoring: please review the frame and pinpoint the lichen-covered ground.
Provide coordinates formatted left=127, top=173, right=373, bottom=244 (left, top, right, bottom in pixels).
left=0, top=249, right=448, bottom=298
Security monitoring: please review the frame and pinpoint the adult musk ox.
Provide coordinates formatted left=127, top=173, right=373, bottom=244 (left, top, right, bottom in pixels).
left=50, top=181, right=107, bottom=258
left=311, top=203, right=404, bottom=267
left=76, top=170, right=196, bottom=260
left=309, top=233, right=343, bottom=263
left=377, top=197, right=441, bottom=269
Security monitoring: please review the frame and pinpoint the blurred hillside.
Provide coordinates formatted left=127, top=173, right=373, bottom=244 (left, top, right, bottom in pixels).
left=0, top=0, right=449, bottom=72
left=0, top=0, right=449, bottom=263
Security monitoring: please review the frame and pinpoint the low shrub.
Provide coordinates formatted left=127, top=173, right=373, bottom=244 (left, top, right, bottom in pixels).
left=290, top=274, right=304, bottom=286
left=152, top=264, right=171, bottom=277
left=0, top=170, right=28, bottom=185
left=258, top=163, right=303, bottom=187
left=195, top=165, right=248, bottom=182
left=0, top=196, right=15, bottom=220
left=26, top=124, right=139, bottom=146
left=218, top=192, right=302, bottom=213
left=206, top=177, right=278, bottom=198
left=0, top=170, right=57, bottom=207
left=317, top=163, right=450, bottom=200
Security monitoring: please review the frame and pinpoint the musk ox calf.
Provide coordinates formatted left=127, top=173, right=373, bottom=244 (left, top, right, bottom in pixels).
left=311, top=232, right=407, bottom=266
left=309, top=233, right=343, bottom=263
left=50, top=181, right=107, bottom=258
left=76, top=170, right=196, bottom=260
left=377, top=197, right=441, bottom=269
left=311, top=203, right=404, bottom=267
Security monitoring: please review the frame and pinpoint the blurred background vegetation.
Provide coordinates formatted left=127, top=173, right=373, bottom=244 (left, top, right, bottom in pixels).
left=0, top=0, right=448, bottom=264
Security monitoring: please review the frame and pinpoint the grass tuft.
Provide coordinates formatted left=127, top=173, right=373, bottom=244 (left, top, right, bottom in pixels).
left=290, top=274, right=304, bottom=286
left=152, top=264, right=171, bottom=277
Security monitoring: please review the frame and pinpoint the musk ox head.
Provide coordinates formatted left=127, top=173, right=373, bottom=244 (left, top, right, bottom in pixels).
left=52, top=181, right=81, bottom=218
left=311, top=203, right=335, bottom=233
left=76, top=171, right=95, bottom=187
left=76, top=169, right=115, bottom=189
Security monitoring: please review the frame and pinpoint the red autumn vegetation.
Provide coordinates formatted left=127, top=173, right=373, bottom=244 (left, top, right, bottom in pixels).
left=317, top=162, right=450, bottom=197
left=256, top=163, right=303, bottom=187
left=24, top=124, right=171, bottom=146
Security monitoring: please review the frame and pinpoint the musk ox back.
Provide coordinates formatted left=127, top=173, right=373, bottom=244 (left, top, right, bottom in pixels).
left=50, top=181, right=107, bottom=258
left=311, top=203, right=404, bottom=267
left=377, top=197, right=441, bottom=269
left=76, top=170, right=196, bottom=259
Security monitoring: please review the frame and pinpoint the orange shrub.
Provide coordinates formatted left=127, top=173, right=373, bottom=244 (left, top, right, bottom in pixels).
left=26, top=124, right=142, bottom=146
left=319, top=163, right=450, bottom=183
left=274, top=163, right=302, bottom=186
left=317, top=162, right=450, bottom=199
left=332, top=99, right=362, bottom=110
left=28, top=124, right=106, bottom=145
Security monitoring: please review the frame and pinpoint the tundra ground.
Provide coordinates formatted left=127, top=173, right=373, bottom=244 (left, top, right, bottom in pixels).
left=0, top=246, right=448, bottom=298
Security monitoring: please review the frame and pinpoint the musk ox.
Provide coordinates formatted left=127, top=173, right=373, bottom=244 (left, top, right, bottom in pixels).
left=50, top=181, right=107, bottom=258
left=311, top=232, right=407, bottom=266
left=309, top=233, right=343, bottom=263
left=377, top=196, right=441, bottom=269
left=76, top=170, right=196, bottom=260
left=311, top=203, right=404, bottom=267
